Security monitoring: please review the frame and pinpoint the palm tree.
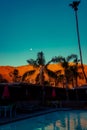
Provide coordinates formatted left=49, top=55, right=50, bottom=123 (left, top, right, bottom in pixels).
left=22, top=51, right=57, bottom=105
left=52, top=54, right=79, bottom=88
left=51, top=54, right=79, bottom=100
left=22, top=51, right=57, bottom=86
left=69, top=1, right=87, bottom=83
left=55, top=70, right=65, bottom=87
left=9, top=69, right=21, bottom=82
left=68, top=56, right=84, bottom=88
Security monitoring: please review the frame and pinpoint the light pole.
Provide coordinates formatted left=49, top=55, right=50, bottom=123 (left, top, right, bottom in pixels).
left=69, top=1, right=87, bottom=83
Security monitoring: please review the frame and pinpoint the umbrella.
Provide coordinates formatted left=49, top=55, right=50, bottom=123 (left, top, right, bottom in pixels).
left=52, top=88, right=56, bottom=97
left=2, top=85, right=10, bottom=99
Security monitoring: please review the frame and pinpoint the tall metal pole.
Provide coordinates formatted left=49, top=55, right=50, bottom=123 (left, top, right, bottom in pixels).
left=69, top=1, right=87, bottom=83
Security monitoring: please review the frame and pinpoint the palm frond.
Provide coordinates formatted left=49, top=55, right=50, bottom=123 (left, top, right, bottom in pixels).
left=36, top=51, right=46, bottom=66
left=45, top=68, right=57, bottom=79
left=22, top=70, right=35, bottom=81
left=51, top=56, right=59, bottom=63
left=27, top=59, right=38, bottom=67
left=66, top=54, right=77, bottom=62
left=45, top=59, right=53, bottom=68
left=57, top=56, right=65, bottom=63
left=69, top=1, right=80, bottom=10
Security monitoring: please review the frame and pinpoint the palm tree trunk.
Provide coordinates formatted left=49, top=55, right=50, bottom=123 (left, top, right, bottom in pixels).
left=75, top=10, right=87, bottom=83
left=39, top=66, right=44, bottom=85
left=65, top=72, right=69, bottom=101
left=39, top=66, right=45, bottom=105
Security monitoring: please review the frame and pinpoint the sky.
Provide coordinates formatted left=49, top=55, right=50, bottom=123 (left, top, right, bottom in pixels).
left=0, top=0, right=87, bottom=66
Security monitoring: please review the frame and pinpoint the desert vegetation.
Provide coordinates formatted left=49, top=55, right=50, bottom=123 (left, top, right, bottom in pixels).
left=0, top=51, right=87, bottom=89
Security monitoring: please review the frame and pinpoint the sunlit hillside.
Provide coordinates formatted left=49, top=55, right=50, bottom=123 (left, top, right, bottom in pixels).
left=0, top=64, right=87, bottom=88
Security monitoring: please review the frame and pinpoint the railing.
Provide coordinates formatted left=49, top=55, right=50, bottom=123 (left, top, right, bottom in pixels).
left=0, top=104, right=16, bottom=118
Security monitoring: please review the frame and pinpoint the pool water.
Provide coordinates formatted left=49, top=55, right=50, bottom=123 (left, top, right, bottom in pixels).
left=0, top=110, right=87, bottom=130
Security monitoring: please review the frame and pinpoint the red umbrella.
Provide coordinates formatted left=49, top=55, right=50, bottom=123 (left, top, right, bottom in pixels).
left=2, top=85, right=10, bottom=99
left=52, top=88, right=56, bottom=97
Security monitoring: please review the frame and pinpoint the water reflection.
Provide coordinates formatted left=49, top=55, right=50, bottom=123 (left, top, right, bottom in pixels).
left=0, top=110, right=87, bottom=130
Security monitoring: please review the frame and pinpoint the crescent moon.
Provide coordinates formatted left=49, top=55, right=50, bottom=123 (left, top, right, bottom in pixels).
left=30, top=48, right=32, bottom=51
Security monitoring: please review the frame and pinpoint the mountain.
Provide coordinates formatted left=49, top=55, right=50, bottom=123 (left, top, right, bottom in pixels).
left=0, top=64, right=87, bottom=87
left=0, top=64, right=60, bottom=82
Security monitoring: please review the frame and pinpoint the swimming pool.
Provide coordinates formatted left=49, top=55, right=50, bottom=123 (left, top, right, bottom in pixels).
left=0, top=110, right=87, bottom=130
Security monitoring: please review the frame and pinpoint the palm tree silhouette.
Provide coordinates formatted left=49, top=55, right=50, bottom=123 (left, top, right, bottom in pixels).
left=9, top=69, right=21, bottom=82
left=69, top=1, right=87, bottom=83
left=51, top=54, right=79, bottom=100
left=22, top=51, right=57, bottom=86
left=22, top=51, right=58, bottom=105
left=52, top=54, right=79, bottom=88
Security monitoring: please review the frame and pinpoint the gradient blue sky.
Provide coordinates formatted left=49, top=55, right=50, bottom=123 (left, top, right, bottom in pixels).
left=0, top=0, right=87, bottom=66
